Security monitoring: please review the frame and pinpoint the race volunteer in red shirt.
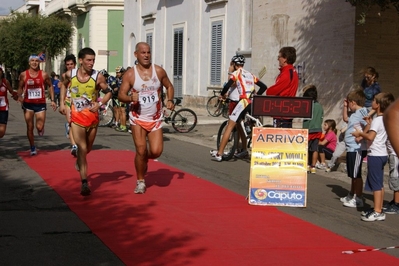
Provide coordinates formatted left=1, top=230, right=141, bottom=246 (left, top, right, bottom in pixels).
left=266, top=46, right=299, bottom=128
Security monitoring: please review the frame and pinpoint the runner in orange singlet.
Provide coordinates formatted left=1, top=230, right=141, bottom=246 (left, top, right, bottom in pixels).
left=118, top=42, right=175, bottom=194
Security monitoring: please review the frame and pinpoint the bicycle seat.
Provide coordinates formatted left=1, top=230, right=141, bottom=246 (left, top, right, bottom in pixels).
left=175, top=98, right=182, bottom=106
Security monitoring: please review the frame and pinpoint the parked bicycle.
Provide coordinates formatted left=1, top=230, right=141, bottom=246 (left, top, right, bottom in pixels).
left=206, top=90, right=229, bottom=118
left=98, top=98, right=115, bottom=127
left=163, top=97, right=198, bottom=133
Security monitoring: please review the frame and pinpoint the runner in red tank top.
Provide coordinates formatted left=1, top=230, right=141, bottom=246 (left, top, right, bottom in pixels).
left=0, top=67, right=18, bottom=138
left=16, top=55, right=57, bottom=155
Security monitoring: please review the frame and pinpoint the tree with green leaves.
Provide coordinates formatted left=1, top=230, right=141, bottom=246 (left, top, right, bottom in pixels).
left=0, top=12, right=73, bottom=70
left=346, top=0, right=399, bottom=24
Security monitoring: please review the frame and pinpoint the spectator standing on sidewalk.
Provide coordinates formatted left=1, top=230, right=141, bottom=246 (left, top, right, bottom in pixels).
left=383, top=95, right=399, bottom=215
left=0, top=67, right=18, bottom=138
left=382, top=138, right=399, bottom=214
left=341, top=89, right=369, bottom=208
left=302, top=85, right=324, bottom=174
left=361, top=67, right=381, bottom=112
left=266, top=46, right=299, bottom=128
left=325, top=122, right=347, bottom=172
left=352, top=92, right=394, bottom=221
left=51, top=73, right=61, bottom=107
left=16, top=55, right=57, bottom=155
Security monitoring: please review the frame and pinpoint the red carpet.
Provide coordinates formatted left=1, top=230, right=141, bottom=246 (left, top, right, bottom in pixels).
left=19, top=150, right=398, bottom=265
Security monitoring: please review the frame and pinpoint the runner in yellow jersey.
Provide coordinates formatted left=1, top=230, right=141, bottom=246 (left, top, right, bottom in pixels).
left=59, top=47, right=112, bottom=196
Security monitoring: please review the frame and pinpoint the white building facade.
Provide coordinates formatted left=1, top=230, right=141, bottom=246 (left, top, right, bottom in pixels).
left=123, top=0, right=253, bottom=103
left=124, top=0, right=399, bottom=126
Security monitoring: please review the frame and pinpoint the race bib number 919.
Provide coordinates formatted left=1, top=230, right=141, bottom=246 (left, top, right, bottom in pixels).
left=139, top=91, right=159, bottom=107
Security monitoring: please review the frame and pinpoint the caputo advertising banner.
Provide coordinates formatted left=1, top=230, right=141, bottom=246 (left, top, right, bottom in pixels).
left=248, top=127, right=308, bottom=207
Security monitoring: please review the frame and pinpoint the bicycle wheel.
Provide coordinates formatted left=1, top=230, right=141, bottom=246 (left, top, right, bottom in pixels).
left=216, top=120, right=238, bottom=161
left=171, top=108, right=198, bottom=133
left=206, top=96, right=223, bottom=117
left=98, top=105, right=114, bottom=127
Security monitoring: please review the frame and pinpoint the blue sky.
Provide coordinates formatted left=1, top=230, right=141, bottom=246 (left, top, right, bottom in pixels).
left=0, top=0, right=25, bottom=16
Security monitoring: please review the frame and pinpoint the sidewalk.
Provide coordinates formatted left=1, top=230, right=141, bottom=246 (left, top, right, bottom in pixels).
left=175, top=105, right=393, bottom=194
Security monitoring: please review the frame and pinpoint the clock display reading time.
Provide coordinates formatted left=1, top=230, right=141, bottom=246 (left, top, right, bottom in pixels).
left=251, top=95, right=313, bottom=118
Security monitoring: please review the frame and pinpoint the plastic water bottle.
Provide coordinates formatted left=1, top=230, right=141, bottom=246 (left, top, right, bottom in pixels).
left=245, top=122, right=251, bottom=135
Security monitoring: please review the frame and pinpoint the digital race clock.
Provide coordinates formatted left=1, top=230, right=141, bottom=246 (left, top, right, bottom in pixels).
left=251, top=95, right=313, bottom=118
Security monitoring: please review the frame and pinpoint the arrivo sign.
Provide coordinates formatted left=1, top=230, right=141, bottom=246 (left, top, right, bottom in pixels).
left=251, top=95, right=313, bottom=118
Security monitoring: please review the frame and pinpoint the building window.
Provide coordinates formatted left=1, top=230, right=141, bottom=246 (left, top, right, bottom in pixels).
left=146, top=32, right=153, bottom=51
left=173, top=28, right=183, bottom=97
left=210, top=20, right=223, bottom=85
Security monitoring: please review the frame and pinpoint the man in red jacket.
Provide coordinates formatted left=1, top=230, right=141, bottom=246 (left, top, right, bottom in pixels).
left=266, top=46, right=299, bottom=128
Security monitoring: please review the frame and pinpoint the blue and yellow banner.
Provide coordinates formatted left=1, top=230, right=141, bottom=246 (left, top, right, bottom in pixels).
left=248, top=127, right=308, bottom=207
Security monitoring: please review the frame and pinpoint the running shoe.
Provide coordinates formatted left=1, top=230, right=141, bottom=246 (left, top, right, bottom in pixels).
left=134, top=180, right=146, bottom=194
left=115, top=126, right=128, bottom=132
left=234, top=150, right=249, bottom=159
left=361, top=210, right=385, bottom=222
left=382, top=200, right=394, bottom=211
left=71, top=145, right=78, bottom=157
left=38, top=129, right=44, bottom=136
left=210, top=150, right=218, bottom=157
left=325, top=167, right=331, bottom=172
left=316, top=163, right=326, bottom=170
left=30, top=146, right=37, bottom=156
left=361, top=208, right=374, bottom=217
left=384, top=203, right=399, bottom=214
left=343, top=197, right=364, bottom=208
left=211, top=153, right=222, bottom=162
left=80, top=182, right=91, bottom=196
left=340, top=194, right=352, bottom=203
left=310, top=167, right=316, bottom=174
left=65, top=123, right=70, bottom=139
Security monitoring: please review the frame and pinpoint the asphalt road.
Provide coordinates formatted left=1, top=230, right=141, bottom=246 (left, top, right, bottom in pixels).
left=1, top=100, right=399, bottom=265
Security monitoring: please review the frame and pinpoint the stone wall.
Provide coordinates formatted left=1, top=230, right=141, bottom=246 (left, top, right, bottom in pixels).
left=252, top=0, right=356, bottom=127
left=354, top=6, right=399, bottom=98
